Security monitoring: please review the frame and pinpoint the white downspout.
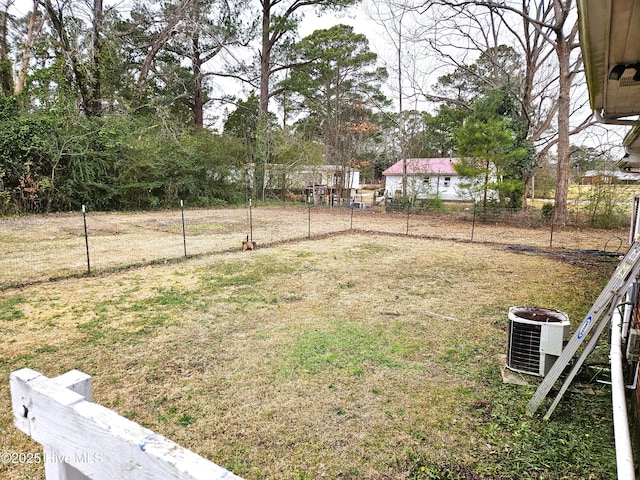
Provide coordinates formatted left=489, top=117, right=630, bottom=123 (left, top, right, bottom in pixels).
left=593, top=109, right=638, bottom=126
left=611, top=300, right=636, bottom=480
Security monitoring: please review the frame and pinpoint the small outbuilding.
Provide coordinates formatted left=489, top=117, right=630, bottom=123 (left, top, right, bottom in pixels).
left=382, top=157, right=463, bottom=201
left=580, top=170, right=640, bottom=185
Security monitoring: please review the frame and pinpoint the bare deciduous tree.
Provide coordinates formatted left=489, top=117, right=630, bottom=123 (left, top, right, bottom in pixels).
left=421, top=0, right=592, bottom=225
left=365, top=0, right=423, bottom=197
left=0, top=0, right=15, bottom=96
left=254, top=0, right=359, bottom=199
left=41, top=0, right=110, bottom=117
left=137, top=0, right=194, bottom=95
left=14, top=0, right=45, bottom=95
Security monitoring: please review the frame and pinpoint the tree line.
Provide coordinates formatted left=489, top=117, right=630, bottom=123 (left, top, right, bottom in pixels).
left=0, top=0, right=614, bottom=224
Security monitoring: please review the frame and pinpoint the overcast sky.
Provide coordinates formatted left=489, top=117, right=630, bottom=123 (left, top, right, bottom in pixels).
left=5, top=0, right=631, bottom=154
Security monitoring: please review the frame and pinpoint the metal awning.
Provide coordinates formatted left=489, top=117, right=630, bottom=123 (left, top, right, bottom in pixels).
left=578, top=0, right=640, bottom=157
left=579, top=0, right=640, bottom=120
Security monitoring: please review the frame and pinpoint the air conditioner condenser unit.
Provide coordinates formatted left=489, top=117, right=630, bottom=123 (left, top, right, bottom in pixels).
left=506, top=306, right=570, bottom=377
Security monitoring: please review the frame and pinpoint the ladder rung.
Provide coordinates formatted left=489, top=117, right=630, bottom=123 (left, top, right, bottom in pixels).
left=527, top=241, right=640, bottom=416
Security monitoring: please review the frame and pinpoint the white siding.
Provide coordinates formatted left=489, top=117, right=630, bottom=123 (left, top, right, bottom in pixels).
left=385, top=174, right=465, bottom=201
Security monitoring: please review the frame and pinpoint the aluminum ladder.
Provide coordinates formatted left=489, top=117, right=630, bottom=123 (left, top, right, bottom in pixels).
left=527, top=240, right=640, bottom=419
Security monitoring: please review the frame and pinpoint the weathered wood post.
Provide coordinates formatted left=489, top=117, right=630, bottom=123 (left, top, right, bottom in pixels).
left=10, top=368, right=242, bottom=480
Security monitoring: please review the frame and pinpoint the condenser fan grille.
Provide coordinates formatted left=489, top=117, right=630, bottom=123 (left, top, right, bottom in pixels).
left=507, top=320, right=541, bottom=374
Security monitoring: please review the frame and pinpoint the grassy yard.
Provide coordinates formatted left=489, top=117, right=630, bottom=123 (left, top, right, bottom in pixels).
left=567, top=184, right=640, bottom=204
left=0, top=229, right=620, bottom=479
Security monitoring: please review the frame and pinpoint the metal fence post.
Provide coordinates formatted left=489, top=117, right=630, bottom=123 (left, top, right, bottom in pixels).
left=308, top=201, right=311, bottom=238
left=181, top=200, right=187, bottom=258
left=350, top=203, right=354, bottom=230
left=471, top=203, right=476, bottom=241
left=405, top=203, right=410, bottom=235
left=249, top=199, right=253, bottom=243
left=82, top=205, right=90, bottom=275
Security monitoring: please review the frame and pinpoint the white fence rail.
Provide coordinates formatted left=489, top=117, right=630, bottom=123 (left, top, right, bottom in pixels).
left=10, top=368, right=242, bottom=480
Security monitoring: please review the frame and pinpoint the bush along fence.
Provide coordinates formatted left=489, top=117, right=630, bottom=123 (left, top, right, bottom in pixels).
left=10, top=368, right=243, bottom=480
left=0, top=200, right=629, bottom=289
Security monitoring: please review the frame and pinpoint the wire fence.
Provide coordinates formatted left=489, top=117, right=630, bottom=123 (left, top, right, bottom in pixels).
left=0, top=202, right=630, bottom=289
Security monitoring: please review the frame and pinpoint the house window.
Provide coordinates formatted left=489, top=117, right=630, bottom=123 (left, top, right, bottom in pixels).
left=444, top=177, right=451, bottom=187
left=423, top=177, right=430, bottom=184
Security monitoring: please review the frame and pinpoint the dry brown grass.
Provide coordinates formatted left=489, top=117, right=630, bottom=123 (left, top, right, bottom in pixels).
left=0, top=218, right=619, bottom=479
left=0, top=206, right=629, bottom=289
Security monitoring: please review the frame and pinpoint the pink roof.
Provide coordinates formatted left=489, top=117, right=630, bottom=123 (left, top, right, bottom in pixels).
left=382, top=158, right=459, bottom=176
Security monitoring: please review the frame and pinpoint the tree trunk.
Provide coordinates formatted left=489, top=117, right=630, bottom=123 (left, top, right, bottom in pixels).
left=89, top=0, right=103, bottom=117
left=15, top=0, right=43, bottom=95
left=552, top=21, right=571, bottom=226
left=259, top=2, right=271, bottom=119
left=44, top=0, right=93, bottom=116
left=192, top=36, right=204, bottom=127
left=256, top=1, right=273, bottom=200
left=483, top=160, right=489, bottom=208
left=0, top=4, right=13, bottom=96
left=398, top=16, right=406, bottom=198
left=138, top=0, right=193, bottom=95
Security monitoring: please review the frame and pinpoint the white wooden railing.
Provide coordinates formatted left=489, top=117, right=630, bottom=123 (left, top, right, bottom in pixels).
left=10, top=368, right=242, bottom=480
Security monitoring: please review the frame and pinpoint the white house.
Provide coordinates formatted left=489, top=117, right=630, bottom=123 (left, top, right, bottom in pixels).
left=382, top=158, right=464, bottom=201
